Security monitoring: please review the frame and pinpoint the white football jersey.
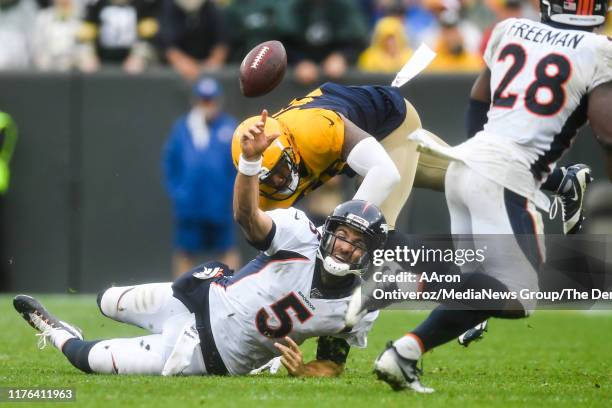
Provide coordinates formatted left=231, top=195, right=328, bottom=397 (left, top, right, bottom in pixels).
left=208, top=208, right=378, bottom=375
left=454, top=18, right=612, bottom=209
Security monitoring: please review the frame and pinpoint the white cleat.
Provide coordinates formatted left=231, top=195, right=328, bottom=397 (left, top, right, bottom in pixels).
left=374, top=341, right=434, bottom=393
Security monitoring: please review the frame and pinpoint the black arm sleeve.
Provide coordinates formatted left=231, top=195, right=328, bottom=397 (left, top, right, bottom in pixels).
left=466, top=98, right=490, bottom=139
left=316, top=336, right=350, bottom=365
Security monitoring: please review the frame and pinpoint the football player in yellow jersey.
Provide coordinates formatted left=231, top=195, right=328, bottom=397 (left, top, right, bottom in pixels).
left=231, top=82, right=449, bottom=228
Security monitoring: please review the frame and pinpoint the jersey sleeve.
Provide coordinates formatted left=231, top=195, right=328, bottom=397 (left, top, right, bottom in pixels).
left=483, top=18, right=514, bottom=68
left=590, top=36, right=612, bottom=91
left=333, top=310, right=379, bottom=348
left=263, top=208, right=319, bottom=257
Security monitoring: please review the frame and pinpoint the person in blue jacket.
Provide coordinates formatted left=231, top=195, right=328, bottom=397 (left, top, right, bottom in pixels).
left=163, top=77, right=240, bottom=277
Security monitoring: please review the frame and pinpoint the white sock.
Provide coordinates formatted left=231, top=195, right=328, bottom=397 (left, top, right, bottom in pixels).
left=51, top=326, right=77, bottom=350
left=393, top=334, right=423, bottom=361
left=31, top=313, right=78, bottom=350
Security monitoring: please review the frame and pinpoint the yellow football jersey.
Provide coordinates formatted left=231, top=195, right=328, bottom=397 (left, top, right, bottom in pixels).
left=258, top=83, right=407, bottom=210
left=258, top=98, right=345, bottom=209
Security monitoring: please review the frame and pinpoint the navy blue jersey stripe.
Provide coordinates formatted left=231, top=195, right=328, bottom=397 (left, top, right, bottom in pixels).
left=216, top=250, right=309, bottom=288
left=504, top=189, right=542, bottom=270
left=530, top=95, right=588, bottom=180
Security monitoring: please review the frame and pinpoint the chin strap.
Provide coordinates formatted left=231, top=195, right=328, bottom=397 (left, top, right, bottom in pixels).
left=323, top=256, right=351, bottom=276
left=317, top=250, right=363, bottom=277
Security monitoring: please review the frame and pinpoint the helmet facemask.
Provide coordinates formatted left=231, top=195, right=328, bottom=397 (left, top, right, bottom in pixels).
left=318, top=219, right=383, bottom=277
left=317, top=200, right=388, bottom=278
left=258, top=148, right=300, bottom=201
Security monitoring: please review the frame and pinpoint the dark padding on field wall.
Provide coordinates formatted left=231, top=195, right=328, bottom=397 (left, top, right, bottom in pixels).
left=0, top=70, right=604, bottom=292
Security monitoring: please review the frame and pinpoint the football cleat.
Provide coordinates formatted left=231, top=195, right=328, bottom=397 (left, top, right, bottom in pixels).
left=458, top=320, right=488, bottom=347
left=374, top=341, right=434, bottom=393
left=549, top=164, right=593, bottom=234
left=14, top=295, right=83, bottom=350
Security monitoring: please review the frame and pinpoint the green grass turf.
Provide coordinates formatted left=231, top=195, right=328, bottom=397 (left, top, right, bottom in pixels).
left=1, top=294, right=611, bottom=407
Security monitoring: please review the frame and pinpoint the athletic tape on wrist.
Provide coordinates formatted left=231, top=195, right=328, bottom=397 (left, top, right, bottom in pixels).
left=238, top=154, right=262, bottom=176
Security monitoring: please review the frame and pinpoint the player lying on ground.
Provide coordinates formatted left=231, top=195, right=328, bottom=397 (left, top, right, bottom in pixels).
left=13, top=119, right=389, bottom=376
left=364, top=0, right=612, bottom=392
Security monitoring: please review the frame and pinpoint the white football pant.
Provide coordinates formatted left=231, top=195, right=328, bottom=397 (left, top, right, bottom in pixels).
left=88, top=283, right=205, bottom=375
left=445, top=161, right=545, bottom=313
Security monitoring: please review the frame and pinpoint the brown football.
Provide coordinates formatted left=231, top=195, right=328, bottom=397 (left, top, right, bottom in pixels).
left=239, top=40, right=287, bottom=98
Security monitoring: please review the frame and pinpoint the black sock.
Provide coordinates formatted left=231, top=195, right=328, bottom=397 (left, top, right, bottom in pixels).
left=412, top=306, right=490, bottom=351
left=541, top=167, right=565, bottom=192
left=62, top=338, right=101, bottom=373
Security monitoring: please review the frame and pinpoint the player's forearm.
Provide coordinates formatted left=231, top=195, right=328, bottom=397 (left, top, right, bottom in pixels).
left=348, top=137, right=400, bottom=206
left=467, top=68, right=492, bottom=139
left=233, top=172, right=261, bottom=233
left=466, top=98, right=490, bottom=139
left=352, top=165, right=399, bottom=206
left=300, top=360, right=344, bottom=377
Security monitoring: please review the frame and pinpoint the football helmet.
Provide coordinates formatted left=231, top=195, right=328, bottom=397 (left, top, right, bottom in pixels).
left=231, top=115, right=301, bottom=201
left=318, top=200, right=388, bottom=277
left=540, top=0, right=609, bottom=27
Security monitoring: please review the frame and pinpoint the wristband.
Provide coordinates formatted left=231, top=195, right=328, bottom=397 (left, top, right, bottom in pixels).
left=238, top=154, right=262, bottom=176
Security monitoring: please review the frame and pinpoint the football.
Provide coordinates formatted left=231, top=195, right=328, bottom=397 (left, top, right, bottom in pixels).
left=239, top=40, right=287, bottom=98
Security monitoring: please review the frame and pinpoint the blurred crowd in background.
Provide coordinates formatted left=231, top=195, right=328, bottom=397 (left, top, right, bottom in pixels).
left=2, top=0, right=612, bottom=84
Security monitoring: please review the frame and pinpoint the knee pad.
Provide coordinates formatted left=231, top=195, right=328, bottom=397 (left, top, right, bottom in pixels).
left=97, top=289, right=109, bottom=317
left=97, top=286, right=136, bottom=320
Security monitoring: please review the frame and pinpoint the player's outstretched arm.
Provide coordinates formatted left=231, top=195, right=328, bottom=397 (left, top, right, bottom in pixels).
left=233, top=110, right=278, bottom=244
left=588, top=81, right=612, bottom=181
left=340, top=114, right=400, bottom=206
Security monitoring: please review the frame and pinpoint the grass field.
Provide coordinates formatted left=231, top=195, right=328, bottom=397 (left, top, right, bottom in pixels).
left=1, top=294, right=611, bottom=407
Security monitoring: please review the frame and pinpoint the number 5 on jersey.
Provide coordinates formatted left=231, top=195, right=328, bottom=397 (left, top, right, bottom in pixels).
left=256, top=292, right=313, bottom=338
